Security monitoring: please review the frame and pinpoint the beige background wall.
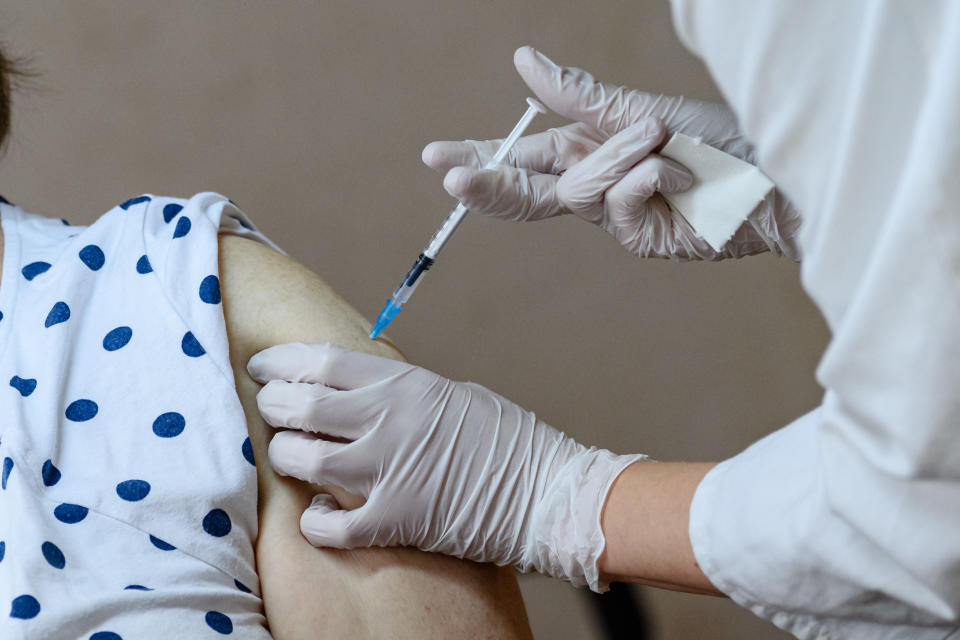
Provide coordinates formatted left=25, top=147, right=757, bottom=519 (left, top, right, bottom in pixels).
left=1, top=2, right=829, bottom=638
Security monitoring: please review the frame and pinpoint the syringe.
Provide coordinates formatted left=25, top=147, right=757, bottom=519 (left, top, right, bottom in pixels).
left=369, top=97, right=547, bottom=339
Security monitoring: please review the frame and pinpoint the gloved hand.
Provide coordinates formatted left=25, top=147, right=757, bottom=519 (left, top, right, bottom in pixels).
left=422, top=46, right=801, bottom=260
left=247, top=342, right=646, bottom=592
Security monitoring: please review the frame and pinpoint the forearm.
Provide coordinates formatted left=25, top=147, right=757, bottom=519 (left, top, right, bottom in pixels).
left=598, top=460, right=723, bottom=596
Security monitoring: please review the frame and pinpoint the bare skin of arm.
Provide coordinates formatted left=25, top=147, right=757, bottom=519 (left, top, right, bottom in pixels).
left=218, top=234, right=532, bottom=640
left=599, top=461, right=723, bottom=596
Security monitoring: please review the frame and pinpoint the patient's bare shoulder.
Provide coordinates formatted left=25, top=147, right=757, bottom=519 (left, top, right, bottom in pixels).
left=217, top=234, right=400, bottom=358
left=217, top=233, right=532, bottom=640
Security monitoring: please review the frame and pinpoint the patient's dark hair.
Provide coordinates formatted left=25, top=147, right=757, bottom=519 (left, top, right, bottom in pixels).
left=0, top=42, right=34, bottom=152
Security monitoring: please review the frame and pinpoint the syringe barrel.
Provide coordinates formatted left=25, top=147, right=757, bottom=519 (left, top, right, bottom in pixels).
left=393, top=253, right=435, bottom=303
left=424, top=203, right=468, bottom=258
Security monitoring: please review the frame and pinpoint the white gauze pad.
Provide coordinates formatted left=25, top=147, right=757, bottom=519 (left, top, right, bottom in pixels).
left=659, top=132, right=774, bottom=252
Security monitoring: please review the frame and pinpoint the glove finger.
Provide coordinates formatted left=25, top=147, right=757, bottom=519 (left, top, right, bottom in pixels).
left=255, top=380, right=374, bottom=440
left=442, top=166, right=562, bottom=222
left=598, top=156, right=691, bottom=252
left=603, top=155, right=692, bottom=225
left=422, top=122, right=606, bottom=175
left=616, top=195, right=723, bottom=260
left=300, top=494, right=369, bottom=548
left=247, top=342, right=333, bottom=384
left=248, top=342, right=411, bottom=390
left=269, top=430, right=372, bottom=495
left=556, top=118, right=667, bottom=223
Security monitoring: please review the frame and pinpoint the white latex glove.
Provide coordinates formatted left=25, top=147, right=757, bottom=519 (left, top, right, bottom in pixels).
left=248, top=342, right=645, bottom=592
left=422, top=46, right=801, bottom=261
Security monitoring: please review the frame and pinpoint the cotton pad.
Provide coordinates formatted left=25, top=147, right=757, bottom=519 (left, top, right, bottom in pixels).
left=659, top=132, right=774, bottom=252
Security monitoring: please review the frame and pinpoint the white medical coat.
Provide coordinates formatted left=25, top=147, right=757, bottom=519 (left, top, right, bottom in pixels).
left=676, top=1, right=960, bottom=638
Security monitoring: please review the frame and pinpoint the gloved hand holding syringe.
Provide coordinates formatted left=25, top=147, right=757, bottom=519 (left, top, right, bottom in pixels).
left=369, top=97, right=547, bottom=338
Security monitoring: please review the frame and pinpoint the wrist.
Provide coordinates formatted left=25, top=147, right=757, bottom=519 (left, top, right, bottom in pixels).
left=597, top=460, right=722, bottom=595
left=519, top=446, right=646, bottom=592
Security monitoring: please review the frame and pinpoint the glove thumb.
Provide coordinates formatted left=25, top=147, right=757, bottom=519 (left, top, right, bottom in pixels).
left=300, top=494, right=366, bottom=549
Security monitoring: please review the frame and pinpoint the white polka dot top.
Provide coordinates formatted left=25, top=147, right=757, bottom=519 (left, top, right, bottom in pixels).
left=0, top=192, right=285, bottom=639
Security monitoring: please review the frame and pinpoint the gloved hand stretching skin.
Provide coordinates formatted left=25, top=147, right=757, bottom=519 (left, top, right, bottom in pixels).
left=422, top=46, right=801, bottom=260
left=247, top=342, right=645, bottom=592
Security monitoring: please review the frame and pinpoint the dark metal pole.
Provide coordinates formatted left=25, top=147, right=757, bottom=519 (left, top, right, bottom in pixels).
left=585, top=582, right=651, bottom=639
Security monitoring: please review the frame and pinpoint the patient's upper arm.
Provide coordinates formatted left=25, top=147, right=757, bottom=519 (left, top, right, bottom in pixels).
left=218, top=234, right=531, bottom=640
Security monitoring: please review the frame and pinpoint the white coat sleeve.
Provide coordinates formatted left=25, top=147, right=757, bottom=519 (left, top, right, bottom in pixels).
left=671, top=1, right=960, bottom=638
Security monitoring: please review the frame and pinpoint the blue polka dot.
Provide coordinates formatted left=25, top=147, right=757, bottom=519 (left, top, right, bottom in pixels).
left=41, top=542, right=65, bottom=569
left=234, top=579, right=251, bottom=593
left=181, top=331, right=205, bottom=357
left=65, top=399, right=98, bottom=422
left=135, top=254, right=153, bottom=274
left=9, top=376, right=37, bottom=397
left=2, top=457, right=12, bottom=490
left=0, top=310, right=3, bottom=322
left=205, top=611, right=233, bottom=635
left=0, top=194, right=10, bottom=204
left=103, top=326, right=133, bottom=351
left=90, top=632, right=123, bottom=640
left=54, top=503, right=88, bottom=524
left=202, top=509, right=232, bottom=537
left=241, top=437, right=255, bottom=466
left=60, top=218, right=70, bottom=225
left=149, top=535, right=175, bottom=551
left=119, top=195, right=151, bottom=210
left=45, top=301, right=71, bottom=328
left=10, top=594, right=40, bottom=619
left=22, top=261, right=51, bottom=281
left=116, top=479, right=151, bottom=502
left=173, top=216, right=191, bottom=239
left=78, top=244, right=105, bottom=271
left=230, top=213, right=253, bottom=231
left=42, top=460, right=61, bottom=487
left=163, top=203, right=183, bottom=223
left=0, top=541, right=5, bottom=563
left=124, top=585, right=154, bottom=591
left=199, top=275, right=221, bottom=304
left=152, top=412, right=185, bottom=438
